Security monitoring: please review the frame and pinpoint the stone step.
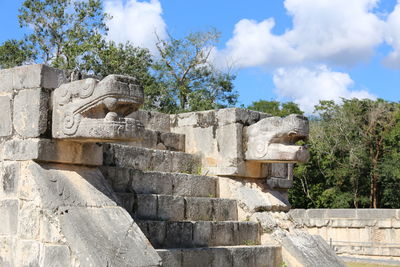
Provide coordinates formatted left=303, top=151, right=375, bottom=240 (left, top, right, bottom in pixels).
left=117, top=193, right=238, bottom=221
left=103, top=144, right=201, bottom=174
left=128, top=131, right=185, bottom=152
left=100, top=167, right=218, bottom=198
left=157, top=245, right=282, bottom=267
left=137, top=221, right=261, bottom=249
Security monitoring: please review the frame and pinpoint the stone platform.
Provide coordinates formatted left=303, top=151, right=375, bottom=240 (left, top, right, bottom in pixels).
left=0, top=64, right=346, bottom=267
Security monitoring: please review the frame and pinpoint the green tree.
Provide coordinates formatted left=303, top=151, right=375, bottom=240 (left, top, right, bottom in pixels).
left=18, top=0, right=108, bottom=71
left=247, top=100, right=303, bottom=116
left=8, top=1, right=237, bottom=114
left=377, top=108, right=400, bottom=208
left=0, top=39, right=35, bottom=69
left=154, top=30, right=238, bottom=113
left=83, top=41, right=169, bottom=111
left=290, top=99, right=400, bottom=208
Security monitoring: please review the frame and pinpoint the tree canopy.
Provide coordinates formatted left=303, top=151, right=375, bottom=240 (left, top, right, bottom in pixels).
left=290, top=99, right=400, bottom=208
left=247, top=100, right=303, bottom=117
left=0, top=39, right=34, bottom=69
left=1, top=0, right=237, bottom=114
left=153, top=30, right=238, bottom=113
left=18, top=0, right=108, bottom=71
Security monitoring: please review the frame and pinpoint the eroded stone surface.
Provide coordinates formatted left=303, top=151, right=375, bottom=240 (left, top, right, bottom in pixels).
left=0, top=96, right=12, bottom=137
left=0, top=237, right=16, bottom=267
left=289, top=209, right=400, bottom=259
left=0, top=64, right=67, bottom=92
left=218, top=177, right=291, bottom=215
left=0, top=199, right=19, bottom=235
left=19, top=161, right=161, bottom=267
left=0, top=161, right=20, bottom=196
left=103, top=144, right=201, bottom=173
left=3, top=138, right=102, bottom=165
left=13, top=88, right=49, bottom=138
left=282, top=233, right=346, bottom=267
left=41, top=245, right=71, bottom=267
left=128, top=110, right=171, bottom=132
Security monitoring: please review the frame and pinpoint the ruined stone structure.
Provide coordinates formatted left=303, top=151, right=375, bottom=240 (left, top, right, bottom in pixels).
left=290, top=209, right=400, bottom=262
left=0, top=65, right=345, bottom=266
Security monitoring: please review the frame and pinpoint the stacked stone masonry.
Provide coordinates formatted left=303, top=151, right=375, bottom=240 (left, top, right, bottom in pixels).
left=0, top=65, right=161, bottom=267
left=290, top=209, right=400, bottom=260
left=0, top=64, right=351, bottom=267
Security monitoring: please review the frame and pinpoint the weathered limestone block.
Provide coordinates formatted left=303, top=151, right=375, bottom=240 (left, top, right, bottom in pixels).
left=14, top=161, right=162, bottom=267
left=267, top=164, right=294, bottom=189
left=3, top=138, right=102, bottom=165
left=103, top=144, right=201, bottom=173
left=128, top=193, right=237, bottom=221
left=127, top=130, right=185, bottom=151
left=41, top=245, right=71, bottom=267
left=13, top=88, right=49, bottom=138
left=282, top=233, right=346, bottom=267
left=101, top=166, right=218, bottom=198
left=128, top=109, right=171, bottom=132
left=59, top=207, right=160, bottom=267
left=271, top=163, right=293, bottom=179
left=157, top=246, right=282, bottom=267
left=0, top=161, right=20, bottom=196
left=18, top=200, right=41, bottom=239
left=52, top=75, right=146, bottom=141
left=25, top=162, right=120, bottom=208
left=16, top=240, right=42, bottom=267
left=138, top=221, right=260, bottom=248
left=219, top=177, right=291, bottom=215
left=159, top=132, right=185, bottom=151
left=0, top=96, right=12, bottom=137
left=0, top=199, right=19, bottom=235
left=0, top=64, right=67, bottom=93
left=216, top=108, right=270, bottom=125
left=248, top=211, right=347, bottom=267
left=356, top=209, right=397, bottom=220
left=0, top=69, right=13, bottom=93
left=0, top=237, right=16, bottom=267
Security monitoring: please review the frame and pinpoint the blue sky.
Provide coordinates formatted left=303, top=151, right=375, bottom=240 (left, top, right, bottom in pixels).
left=1, top=0, right=400, bottom=113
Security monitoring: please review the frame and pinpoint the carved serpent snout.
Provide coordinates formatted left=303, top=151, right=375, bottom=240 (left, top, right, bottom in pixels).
left=52, top=75, right=146, bottom=142
left=244, top=114, right=309, bottom=163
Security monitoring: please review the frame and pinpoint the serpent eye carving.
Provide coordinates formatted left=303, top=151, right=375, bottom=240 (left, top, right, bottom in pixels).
left=255, top=140, right=268, bottom=158
left=62, top=113, right=81, bottom=135
left=58, top=87, right=72, bottom=105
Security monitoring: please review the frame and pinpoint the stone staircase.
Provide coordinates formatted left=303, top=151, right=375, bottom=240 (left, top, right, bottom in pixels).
left=101, top=144, right=282, bottom=267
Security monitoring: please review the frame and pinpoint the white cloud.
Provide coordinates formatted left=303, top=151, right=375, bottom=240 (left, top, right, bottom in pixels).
left=273, top=66, right=376, bottom=114
left=384, top=1, right=400, bottom=68
left=218, top=0, right=385, bottom=69
left=217, top=18, right=300, bottom=69
left=104, top=0, right=167, bottom=54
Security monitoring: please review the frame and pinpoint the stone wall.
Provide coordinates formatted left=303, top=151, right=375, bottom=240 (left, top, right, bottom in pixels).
left=290, top=209, right=400, bottom=260
left=0, top=64, right=346, bottom=267
left=0, top=65, right=161, bottom=267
